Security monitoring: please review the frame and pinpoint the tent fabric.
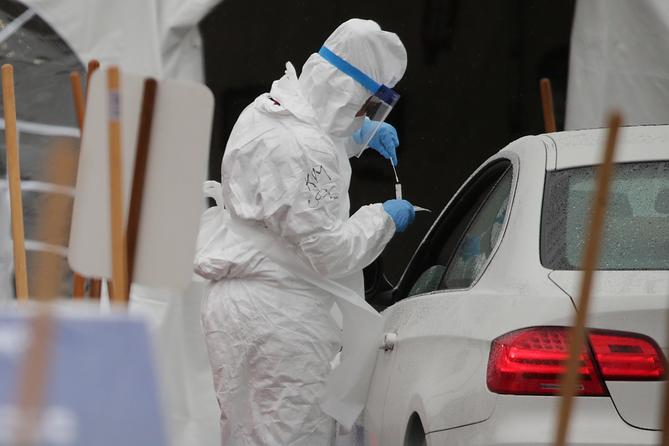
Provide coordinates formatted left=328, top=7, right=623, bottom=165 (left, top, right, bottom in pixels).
left=565, top=0, right=669, bottom=129
left=0, top=2, right=85, bottom=301
left=2, top=1, right=223, bottom=445
left=21, top=0, right=219, bottom=82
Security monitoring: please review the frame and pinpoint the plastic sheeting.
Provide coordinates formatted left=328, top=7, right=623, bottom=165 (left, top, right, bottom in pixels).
left=565, top=0, right=669, bottom=129
left=1, top=1, right=222, bottom=444
left=0, top=1, right=83, bottom=300
left=21, top=0, right=217, bottom=82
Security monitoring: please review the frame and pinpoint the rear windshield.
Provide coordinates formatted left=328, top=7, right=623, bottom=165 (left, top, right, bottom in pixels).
left=541, top=161, right=669, bottom=270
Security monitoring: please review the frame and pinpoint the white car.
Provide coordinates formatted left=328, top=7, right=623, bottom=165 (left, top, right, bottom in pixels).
left=363, top=125, right=669, bottom=445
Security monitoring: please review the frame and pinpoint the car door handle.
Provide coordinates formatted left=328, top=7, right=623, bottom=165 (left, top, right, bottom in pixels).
left=380, top=332, right=397, bottom=352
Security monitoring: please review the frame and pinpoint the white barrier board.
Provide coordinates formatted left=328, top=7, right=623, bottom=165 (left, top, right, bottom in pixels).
left=68, top=70, right=214, bottom=289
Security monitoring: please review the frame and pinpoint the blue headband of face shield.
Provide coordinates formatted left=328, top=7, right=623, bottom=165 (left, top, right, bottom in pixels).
left=318, top=46, right=400, bottom=106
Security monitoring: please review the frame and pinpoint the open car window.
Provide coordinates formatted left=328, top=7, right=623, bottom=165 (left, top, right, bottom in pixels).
left=396, top=159, right=513, bottom=300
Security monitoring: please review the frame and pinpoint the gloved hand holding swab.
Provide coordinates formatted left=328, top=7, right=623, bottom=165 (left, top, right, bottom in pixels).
left=390, top=161, right=431, bottom=212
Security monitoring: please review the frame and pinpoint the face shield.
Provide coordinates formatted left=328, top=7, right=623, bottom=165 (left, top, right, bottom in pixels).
left=353, top=85, right=400, bottom=151
left=318, top=46, right=400, bottom=155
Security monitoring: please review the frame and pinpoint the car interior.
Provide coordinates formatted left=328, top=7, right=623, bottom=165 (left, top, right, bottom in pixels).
left=375, top=159, right=514, bottom=306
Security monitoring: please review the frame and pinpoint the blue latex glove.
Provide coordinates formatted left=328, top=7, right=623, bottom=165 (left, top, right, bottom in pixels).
left=353, top=118, right=399, bottom=166
left=383, top=199, right=415, bottom=233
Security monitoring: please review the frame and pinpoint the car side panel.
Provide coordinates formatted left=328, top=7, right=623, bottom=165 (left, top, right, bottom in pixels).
left=364, top=345, right=396, bottom=443
left=426, top=396, right=658, bottom=445
left=376, top=289, right=576, bottom=445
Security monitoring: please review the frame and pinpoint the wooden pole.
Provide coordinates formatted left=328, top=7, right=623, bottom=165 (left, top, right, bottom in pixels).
left=86, top=59, right=100, bottom=97
left=2, top=64, right=29, bottom=300
left=89, top=278, right=101, bottom=298
left=32, top=143, right=79, bottom=300
left=554, top=112, right=622, bottom=446
left=86, top=60, right=103, bottom=299
left=106, top=66, right=128, bottom=303
left=13, top=309, right=54, bottom=446
left=69, top=71, right=87, bottom=298
left=126, top=78, right=157, bottom=295
left=14, top=144, right=77, bottom=446
left=69, top=72, right=86, bottom=129
left=540, top=78, right=557, bottom=133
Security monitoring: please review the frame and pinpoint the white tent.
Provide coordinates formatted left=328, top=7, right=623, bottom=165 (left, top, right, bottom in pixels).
left=21, top=0, right=215, bottom=82
left=0, top=1, right=222, bottom=444
left=566, top=0, right=669, bottom=129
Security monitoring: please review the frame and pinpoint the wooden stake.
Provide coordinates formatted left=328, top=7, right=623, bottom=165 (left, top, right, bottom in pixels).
left=71, top=273, right=86, bottom=299
left=2, top=64, right=29, bottom=300
left=106, top=66, right=128, bottom=303
left=86, top=59, right=100, bottom=97
left=69, top=71, right=87, bottom=298
left=14, top=144, right=77, bottom=445
left=69, top=72, right=86, bottom=130
left=9, top=74, right=84, bottom=444
left=540, top=78, right=557, bottom=133
left=126, top=79, right=157, bottom=294
left=32, top=143, right=79, bottom=300
left=86, top=60, right=102, bottom=300
left=13, top=309, right=54, bottom=446
left=554, top=112, right=622, bottom=446
left=89, top=278, right=101, bottom=298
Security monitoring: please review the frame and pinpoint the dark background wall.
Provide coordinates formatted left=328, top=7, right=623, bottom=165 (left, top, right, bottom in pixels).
left=200, top=0, right=575, bottom=282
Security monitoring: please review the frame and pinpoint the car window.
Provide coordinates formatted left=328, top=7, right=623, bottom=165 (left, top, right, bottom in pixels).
left=541, top=161, right=669, bottom=270
left=441, top=168, right=512, bottom=289
left=402, top=160, right=513, bottom=299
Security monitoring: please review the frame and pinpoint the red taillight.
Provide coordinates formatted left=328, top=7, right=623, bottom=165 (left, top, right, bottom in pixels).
left=487, top=327, right=667, bottom=396
left=589, top=330, right=666, bottom=380
left=487, top=327, right=606, bottom=396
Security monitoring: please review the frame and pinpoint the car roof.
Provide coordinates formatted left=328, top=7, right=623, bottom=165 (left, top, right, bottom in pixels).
left=541, top=124, right=669, bottom=170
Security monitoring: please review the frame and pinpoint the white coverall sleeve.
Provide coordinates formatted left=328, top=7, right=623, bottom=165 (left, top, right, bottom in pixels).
left=223, top=135, right=395, bottom=279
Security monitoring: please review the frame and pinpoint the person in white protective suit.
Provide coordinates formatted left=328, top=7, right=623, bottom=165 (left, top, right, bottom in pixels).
left=195, top=18, right=415, bottom=445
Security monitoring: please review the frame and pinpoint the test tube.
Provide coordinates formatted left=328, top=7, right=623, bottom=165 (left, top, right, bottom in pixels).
left=391, top=160, right=402, bottom=199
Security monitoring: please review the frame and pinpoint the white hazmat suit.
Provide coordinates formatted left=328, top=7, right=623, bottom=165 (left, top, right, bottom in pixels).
left=195, top=19, right=407, bottom=445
